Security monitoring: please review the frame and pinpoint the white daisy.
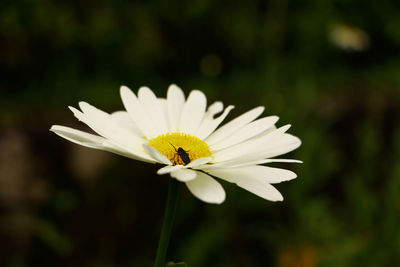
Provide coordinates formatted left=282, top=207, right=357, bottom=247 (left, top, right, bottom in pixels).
left=50, top=85, right=301, bottom=204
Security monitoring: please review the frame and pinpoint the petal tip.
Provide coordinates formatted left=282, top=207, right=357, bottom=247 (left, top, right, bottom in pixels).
left=279, top=124, right=292, bottom=133
left=189, top=89, right=206, bottom=98
left=68, top=105, right=78, bottom=112
left=256, top=106, right=265, bottom=114
left=273, top=191, right=284, bottom=201
left=138, top=86, right=151, bottom=94
left=68, top=106, right=84, bottom=120
left=168, top=84, right=179, bottom=89
left=78, top=101, right=90, bottom=111
left=156, top=169, right=166, bottom=175
left=289, top=173, right=298, bottom=180
left=214, top=196, right=226, bottom=204
left=120, top=85, right=133, bottom=98
left=120, top=85, right=130, bottom=91
left=167, top=84, right=184, bottom=95
left=49, top=125, right=61, bottom=132
left=271, top=115, right=279, bottom=123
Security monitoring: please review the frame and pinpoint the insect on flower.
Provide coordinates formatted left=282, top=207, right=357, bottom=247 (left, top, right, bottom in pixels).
left=169, top=142, right=191, bottom=165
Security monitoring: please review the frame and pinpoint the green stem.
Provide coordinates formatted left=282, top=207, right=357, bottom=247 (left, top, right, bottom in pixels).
left=154, top=178, right=180, bottom=267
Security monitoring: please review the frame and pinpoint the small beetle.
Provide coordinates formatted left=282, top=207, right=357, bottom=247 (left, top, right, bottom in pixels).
left=169, top=143, right=191, bottom=165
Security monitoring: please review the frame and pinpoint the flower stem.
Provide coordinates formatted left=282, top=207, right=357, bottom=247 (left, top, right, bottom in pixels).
left=154, top=178, right=180, bottom=267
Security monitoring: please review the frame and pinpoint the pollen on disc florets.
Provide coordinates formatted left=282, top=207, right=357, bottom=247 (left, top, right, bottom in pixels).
left=148, top=133, right=212, bottom=165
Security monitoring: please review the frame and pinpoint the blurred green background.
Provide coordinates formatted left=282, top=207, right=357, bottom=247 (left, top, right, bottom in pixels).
left=1, top=0, right=400, bottom=266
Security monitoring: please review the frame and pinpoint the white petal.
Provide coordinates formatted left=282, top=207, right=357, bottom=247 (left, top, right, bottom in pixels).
left=210, top=116, right=279, bottom=151
left=196, top=158, right=302, bottom=170
left=143, top=144, right=172, bottom=165
left=50, top=125, right=105, bottom=149
left=208, top=166, right=297, bottom=184
left=158, top=98, right=170, bottom=131
left=110, top=111, right=143, bottom=137
left=185, top=172, right=225, bottom=204
left=101, top=141, right=156, bottom=163
left=211, top=125, right=294, bottom=163
left=205, top=106, right=264, bottom=145
left=257, top=135, right=302, bottom=159
left=227, top=134, right=302, bottom=164
left=120, top=85, right=158, bottom=138
left=185, top=157, right=212, bottom=168
left=50, top=125, right=155, bottom=163
left=207, top=168, right=284, bottom=201
left=196, top=103, right=235, bottom=140
left=138, top=86, right=168, bottom=135
left=157, top=165, right=183, bottom=175
left=179, top=90, right=207, bottom=134
left=254, top=159, right=303, bottom=164
left=239, top=181, right=283, bottom=201
left=171, top=169, right=197, bottom=182
left=70, top=103, right=146, bottom=153
left=167, top=84, right=185, bottom=132
left=206, top=101, right=223, bottom=115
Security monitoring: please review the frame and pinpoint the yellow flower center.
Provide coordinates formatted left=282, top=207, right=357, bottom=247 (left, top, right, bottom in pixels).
left=148, top=133, right=212, bottom=165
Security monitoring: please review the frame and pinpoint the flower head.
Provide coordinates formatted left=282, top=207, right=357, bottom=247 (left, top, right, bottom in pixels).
left=51, top=85, right=301, bottom=204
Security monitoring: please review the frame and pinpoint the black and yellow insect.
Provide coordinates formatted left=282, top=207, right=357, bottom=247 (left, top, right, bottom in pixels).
left=169, top=143, right=190, bottom=165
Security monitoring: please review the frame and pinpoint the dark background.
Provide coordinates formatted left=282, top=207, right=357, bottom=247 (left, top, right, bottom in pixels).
left=1, top=0, right=400, bottom=266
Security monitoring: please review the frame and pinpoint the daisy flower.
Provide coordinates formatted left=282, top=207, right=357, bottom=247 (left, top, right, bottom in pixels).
left=50, top=85, right=301, bottom=204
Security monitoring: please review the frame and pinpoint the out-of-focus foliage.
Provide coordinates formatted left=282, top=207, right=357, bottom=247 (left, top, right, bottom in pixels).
left=167, top=262, right=189, bottom=267
left=1, top=0, right=400, bottom=266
